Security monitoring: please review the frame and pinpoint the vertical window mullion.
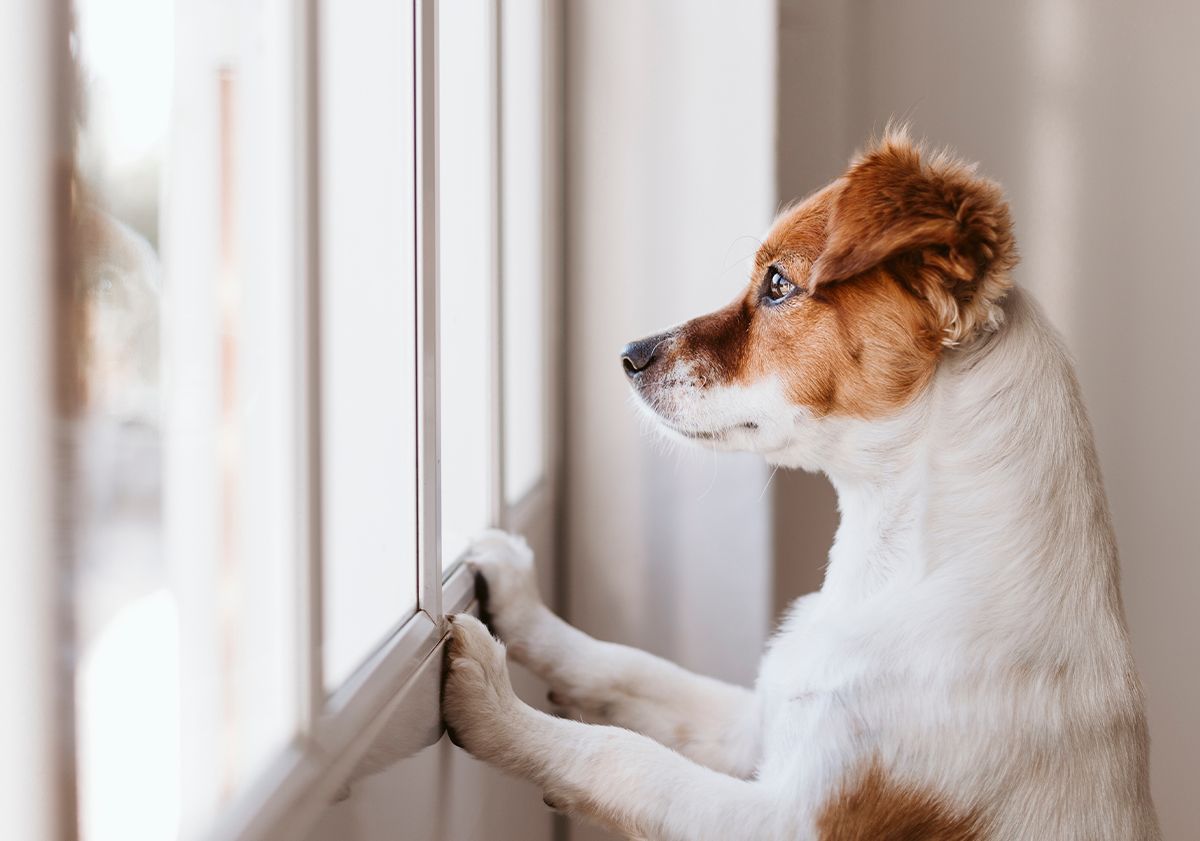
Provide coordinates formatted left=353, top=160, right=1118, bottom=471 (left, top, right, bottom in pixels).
left=416, top=0, right=442, bottom=618
left=491, top=0, right=508, bottom=529
left=296, top=0, right=325, bottom=733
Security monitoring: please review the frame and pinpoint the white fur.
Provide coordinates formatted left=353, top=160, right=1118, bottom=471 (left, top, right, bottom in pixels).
left=441, top=288, right=1160, bottom=840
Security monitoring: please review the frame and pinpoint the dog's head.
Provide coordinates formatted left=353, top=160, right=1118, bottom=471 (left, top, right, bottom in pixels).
left=623, top=131, right=1016, bottom=464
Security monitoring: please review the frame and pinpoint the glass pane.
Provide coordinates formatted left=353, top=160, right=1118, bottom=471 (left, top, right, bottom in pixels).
left=439, top=0, right=495, bottom=568
left=319, top=0, right=418, bottom=691
left=70, top=0, right=300, bottom=836
left=500, top=0, right=547, bottom=503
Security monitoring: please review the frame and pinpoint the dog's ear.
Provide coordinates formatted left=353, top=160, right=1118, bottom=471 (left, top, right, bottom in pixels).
left=810, top=130, right=1017, bottom=344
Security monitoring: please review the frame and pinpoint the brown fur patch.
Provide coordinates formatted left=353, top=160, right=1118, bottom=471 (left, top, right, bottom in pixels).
left=818, top=760, right=985, bottom=841
left=742, top=267, right=943, bottom=417
left=648, top=131, right=1016, bottom=420
left=677, top=296, right=753, bottom=384
left=663, top=263, right=943, bottom=418
left=811, top=130, right=1017, bottom=343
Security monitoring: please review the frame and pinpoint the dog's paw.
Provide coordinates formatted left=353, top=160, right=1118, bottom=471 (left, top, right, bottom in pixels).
left=442, top=614, right=526, bottom=764
left=465, top=529, right=542, bottom=641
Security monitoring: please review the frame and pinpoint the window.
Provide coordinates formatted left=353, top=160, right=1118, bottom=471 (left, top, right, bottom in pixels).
left=74, top=0, right=307, bottom=834
left=500, top=0, right=551, bottom=505
left=317, top=0, right=420, bottom=693
left=0, top=1, right=563, bottom=841
left=438, top=0, right=497, bottom=568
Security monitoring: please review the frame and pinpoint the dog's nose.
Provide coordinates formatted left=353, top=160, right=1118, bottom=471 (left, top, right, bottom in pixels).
left=621, top=333, right=668, bottom=377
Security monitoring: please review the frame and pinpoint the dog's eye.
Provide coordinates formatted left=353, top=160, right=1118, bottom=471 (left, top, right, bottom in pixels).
left=765, top=268, right=796, bottom=304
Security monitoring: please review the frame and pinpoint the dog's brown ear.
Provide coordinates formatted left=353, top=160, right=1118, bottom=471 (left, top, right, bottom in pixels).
left=810, top=130, right=1017, bottom=344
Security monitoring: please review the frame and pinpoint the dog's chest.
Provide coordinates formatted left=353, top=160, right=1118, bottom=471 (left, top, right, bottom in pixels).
left=755, top=598, right=883, bottom=766
left=751, top=591, right=944, bottom=788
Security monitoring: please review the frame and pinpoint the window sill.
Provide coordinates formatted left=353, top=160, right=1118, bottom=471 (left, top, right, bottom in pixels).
left=208, top=563, right=478, bottom=841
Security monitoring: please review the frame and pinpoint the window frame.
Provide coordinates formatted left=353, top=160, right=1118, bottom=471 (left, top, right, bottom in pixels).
left=5, top=0, right=562, bottom=837
left=207, top=1, right=462, bottom=838
left=203, top=0, right=562, bottom=839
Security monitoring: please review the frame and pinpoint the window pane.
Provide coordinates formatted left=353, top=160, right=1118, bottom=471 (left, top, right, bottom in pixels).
left=319, top=0, right=418, bottom=691
left=500, top=0, right=547, bottom=503
left=439, top=0, right=495, bottom=567
left=71, top=0, right=300, bottom=836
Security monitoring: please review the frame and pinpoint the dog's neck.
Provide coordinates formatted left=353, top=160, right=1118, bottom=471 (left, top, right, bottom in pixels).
left=816, top=288, right=1120, bottom=613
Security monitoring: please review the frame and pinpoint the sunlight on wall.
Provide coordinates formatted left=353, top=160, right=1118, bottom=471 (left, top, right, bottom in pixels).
left=564, top=0, right=776, bottom=692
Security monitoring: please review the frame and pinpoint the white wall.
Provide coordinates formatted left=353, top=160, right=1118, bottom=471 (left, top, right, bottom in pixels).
left=562, top=1, right=777, bottom=838
left=776, top=2, right=1200, bottom=837
left=562, top=1, right=777, bottom=682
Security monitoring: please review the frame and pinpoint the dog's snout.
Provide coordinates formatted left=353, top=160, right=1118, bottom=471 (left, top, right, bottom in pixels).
left=621, top=333, right=668, bottom=377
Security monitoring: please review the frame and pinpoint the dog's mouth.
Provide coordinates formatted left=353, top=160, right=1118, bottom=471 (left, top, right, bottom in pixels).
left=622, top=350, right=763, bottom=443
left=667, top=420, right=759, bottom=441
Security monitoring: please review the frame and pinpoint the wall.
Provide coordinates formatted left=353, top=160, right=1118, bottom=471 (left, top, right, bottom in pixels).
left=775, top=2, right=1200, bottom=837
left=562, top=1, right=777, bottom=838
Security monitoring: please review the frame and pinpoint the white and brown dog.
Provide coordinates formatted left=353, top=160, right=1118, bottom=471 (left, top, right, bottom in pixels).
left=441, top=131, right=1161, bottom=840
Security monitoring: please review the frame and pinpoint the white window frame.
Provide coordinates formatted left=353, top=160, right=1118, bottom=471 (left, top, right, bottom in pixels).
left=9, top=0, right=564, bottom=840
left=225, top=0, right=565, bottom=832
left=208, top=1, right=470, bottom=838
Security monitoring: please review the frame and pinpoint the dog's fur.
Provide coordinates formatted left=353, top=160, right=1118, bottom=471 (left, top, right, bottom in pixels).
left=441, top=131, right=1161, bottom=840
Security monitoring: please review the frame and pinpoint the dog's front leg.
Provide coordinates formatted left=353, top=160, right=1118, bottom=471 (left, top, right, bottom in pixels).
left=442, top=615, right=787, bottom=841
left=464, top=531, right=761, bottom=777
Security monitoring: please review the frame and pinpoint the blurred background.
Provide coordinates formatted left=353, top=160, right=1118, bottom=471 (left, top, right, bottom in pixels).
left=1, top=2, right=1195, bottom=841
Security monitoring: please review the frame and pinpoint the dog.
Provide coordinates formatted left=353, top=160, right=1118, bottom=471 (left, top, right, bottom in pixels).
left=441, top=130, right=1161, bottom=840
